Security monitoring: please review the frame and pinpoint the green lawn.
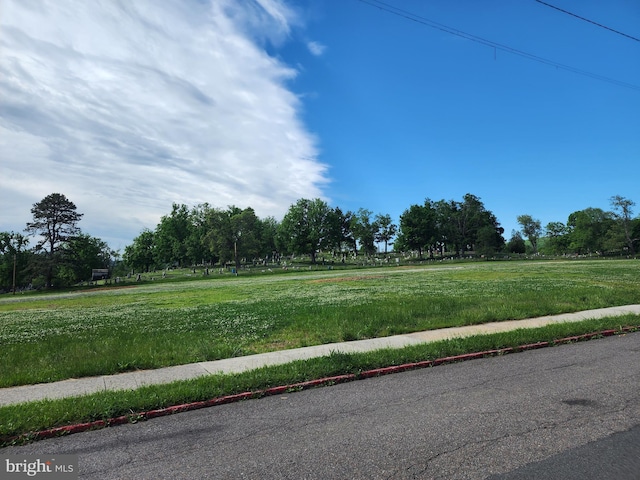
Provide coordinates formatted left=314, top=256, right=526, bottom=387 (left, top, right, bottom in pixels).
left=1, top=259, right=639, bottom=388
left=1, top=258, right=640, bottom=445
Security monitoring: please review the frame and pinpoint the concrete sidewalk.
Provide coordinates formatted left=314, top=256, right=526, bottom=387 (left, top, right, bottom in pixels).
left=2, top=305, right=639, bottom=407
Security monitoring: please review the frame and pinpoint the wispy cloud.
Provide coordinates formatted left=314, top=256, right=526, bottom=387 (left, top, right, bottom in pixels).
left=0, top=0, right=328, bottom=248
left=307, top=41, right=327, bottom=56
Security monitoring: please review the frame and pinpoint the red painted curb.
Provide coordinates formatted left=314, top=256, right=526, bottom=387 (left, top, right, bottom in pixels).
left=6, top=326, right=638, bottom=445
left=517, top=341, right=549, bottom=350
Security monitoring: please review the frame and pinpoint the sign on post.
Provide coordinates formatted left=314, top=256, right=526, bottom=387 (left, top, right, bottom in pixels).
left=91, top=269, right=109, bottom=281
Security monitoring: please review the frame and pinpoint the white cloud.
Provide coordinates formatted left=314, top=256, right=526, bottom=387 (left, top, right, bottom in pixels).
left=307, top=41, right=327, bottom=56
left=0, top=0, right=328, bottom=249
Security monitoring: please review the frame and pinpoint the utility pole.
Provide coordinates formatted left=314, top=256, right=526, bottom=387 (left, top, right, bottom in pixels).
left=234, top=240, right=238, bottom=276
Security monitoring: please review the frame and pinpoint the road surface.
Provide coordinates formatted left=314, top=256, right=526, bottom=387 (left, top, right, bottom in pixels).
left=5, top=332, right=640, bottom=479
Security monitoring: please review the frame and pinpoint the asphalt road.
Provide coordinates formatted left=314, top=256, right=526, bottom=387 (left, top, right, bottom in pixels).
left=5, top=332, right=640, bottom=479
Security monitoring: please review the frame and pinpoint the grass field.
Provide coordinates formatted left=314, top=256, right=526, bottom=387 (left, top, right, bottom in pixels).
left=1, top=258, right=640, bottom=444
left=1, top=259, right=639, bottom=388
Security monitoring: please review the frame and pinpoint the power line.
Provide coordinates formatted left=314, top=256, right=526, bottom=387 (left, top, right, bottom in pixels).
left=355, top=0, right=640, bottom=92
left=535, top=0, right=640, bottom=43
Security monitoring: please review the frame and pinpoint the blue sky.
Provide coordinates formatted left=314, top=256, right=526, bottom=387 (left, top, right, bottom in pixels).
left=1, top=0, right=639, bottom=251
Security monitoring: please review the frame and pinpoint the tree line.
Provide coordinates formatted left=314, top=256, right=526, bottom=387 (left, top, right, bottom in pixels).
left=394, top=193, right=505, bottom=258
left=122, top=199, right=399, bottom=273
left=1, top=192, right=638, bottom=291
left=123, top=193, right=507, bottom=272
left=513, top=195, right=639, bottom=257
left=1, top=193, right=114, bottom=291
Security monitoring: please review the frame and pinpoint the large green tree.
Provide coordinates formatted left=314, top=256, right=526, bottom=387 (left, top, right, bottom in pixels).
left=204, top=207, right=235, bottom=267
left=475, top=223, right=504, bottom=257
left=351, top=208, right=378, bottom=257
left=432, top=199, right=456, bottom=255
left=185, top=204, right=213, bottom=265
left=123, top=229, right=157, bottom=273
left=506, top=230, right=526, bottom=254
left=374, top=213, right=397, bottom=254
left=259, top=216, right=280, bottom=262
left=610, top=195, right=637, bottom=255
left=25, top=193, right=83, bottom=287
left=517, top=214, right=542, bottom=254
left=326, top=208, right=357, bottom=260
left=278, top=198, right=338, bottom=264
left=441, top=194, right=504, bottom=256
left=59, top=234, right=113, bottom=284
left=229, top=207, right=262, bottom=270
left=205, top=206, right=264, bottom=271
left=398, top=195, right=503, bottom=257
left=543, top=221, right=570, bottom=255
left=154, top=203, right=218, bottom=267
left=567, top=208, right=614, bottom=255
left=154, top=203, right=193, bottom=267
left=396, top=201, right=437, bottom=258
